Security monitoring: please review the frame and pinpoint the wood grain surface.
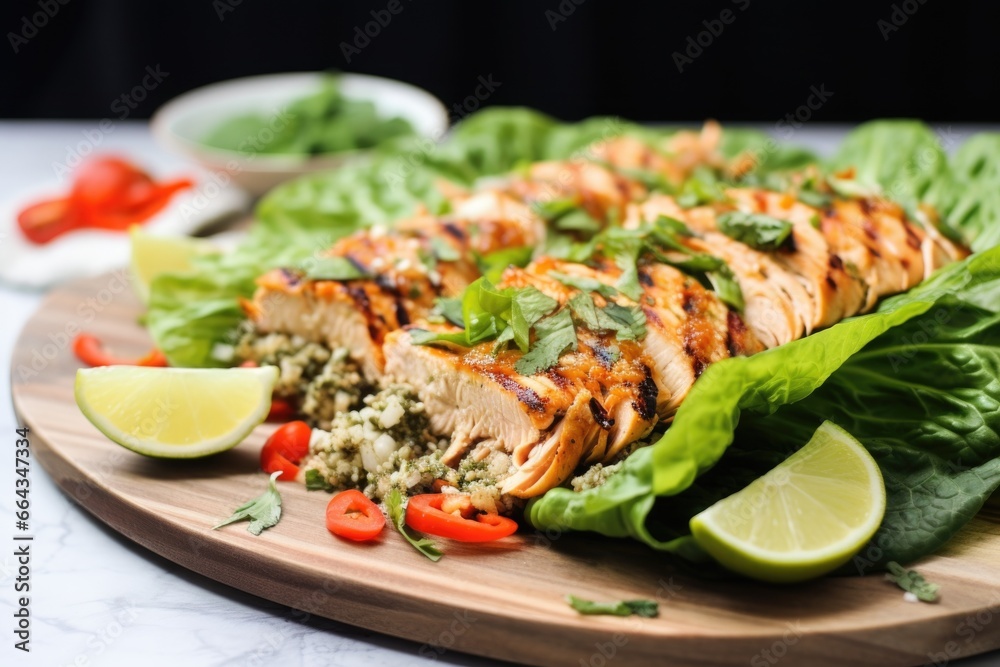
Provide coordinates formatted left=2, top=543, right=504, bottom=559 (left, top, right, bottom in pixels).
left=11, top=274, right=1000, bottom=667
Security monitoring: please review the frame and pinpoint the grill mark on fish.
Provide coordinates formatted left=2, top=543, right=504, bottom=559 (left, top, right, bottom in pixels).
left=443, top=222, right=467, bottom=242
left=829, top=254, right=845, bottom=271
left=905, top=224, right=922, bottom=250
left=643, top=306, right=663, bottom=329
left=482, top=370, right=546, bottom=413
left=344, top=254, right=370, bottom=277
left=638, top=269, right=655, bottom=287
left=632, top=368, right=658, bottom=420
left=825, top=273, right=838, bottom=291
left=346, top=285, right=382, bottom=343
left=589, top=397, right=615, bottom=430
left=862, top=219, right=879, bottom=241
left=593, top=343, right=618, bottom=369
left=278, top=268, right=301, bottom=286
left=725, top=310, right=747, bottom=357
left=546, top=370, right=571, bottom=390
left=859, top=198, right=874, bottom=216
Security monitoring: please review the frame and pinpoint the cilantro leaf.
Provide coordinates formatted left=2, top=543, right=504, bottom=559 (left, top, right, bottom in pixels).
left=885, top=561, right=940, bottom=603
left=304, top=468, right=335, bottom=492
left=550, top=271, right=618, bottom=298
left=514, top=308, right=577, bottom=375
left=386, top=488, right=442, bottom=562
left=565, top=595, right=659, bottom=618
left=676, top=167, right=727, bottom=208
left=213, top=472, right=283, bottom=536
left=429, top=237, right=460, bottom=262
left=554, top=209, right=602, bottom=234
left=477, top=246, right=533, bottom=284
left=568, top=293, right=646, bottom=342
left=434, top=296, right=465, bottom=327
left=717, top=211, right=794, bottom=251
left=532, top=197, right=578, bottom=220
left=510, top=287, right=559, bottom=352
left=305, top=257, right=369, bottom=281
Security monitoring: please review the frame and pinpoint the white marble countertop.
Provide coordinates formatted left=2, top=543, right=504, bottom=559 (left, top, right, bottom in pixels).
left=0, top=121, right=997, bottom=667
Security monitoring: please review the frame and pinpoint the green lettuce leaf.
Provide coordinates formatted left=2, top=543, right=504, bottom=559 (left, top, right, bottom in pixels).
left=527, top=247, right=1000, bottom=569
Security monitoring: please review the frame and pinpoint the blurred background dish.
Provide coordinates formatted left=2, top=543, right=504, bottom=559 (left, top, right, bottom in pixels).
left=150, top=72, right=449, bottom=196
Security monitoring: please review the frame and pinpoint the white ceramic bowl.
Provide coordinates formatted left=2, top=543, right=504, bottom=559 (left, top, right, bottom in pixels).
left=151, top=72, right=449, bottom=197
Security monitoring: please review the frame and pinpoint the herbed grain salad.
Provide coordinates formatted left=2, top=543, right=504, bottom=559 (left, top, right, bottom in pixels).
left=74, top=109, right=1000, bottom=593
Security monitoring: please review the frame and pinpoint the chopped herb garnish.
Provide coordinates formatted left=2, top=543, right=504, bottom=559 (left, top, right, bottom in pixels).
left=213, top=472, right=283, bottom=536
left=566, top=595, right=659, bottom=618
left=477, top=246, right=533, bottom=283
left=676, top=167, right=727, bottom=208
left=550, top=271, right=619, bottom=298
left=434, top=296, right=465, bottom=327
left=716, top=211, right=794, bottom=251
left=885, top=561, right=939, bottom=603
left=429, top=237, right=460, bottom=262
left=797, top=188, right=832, bottom=208
left=514, top=308, right=578, bottom=375
left=306, top=257, right=369, bottom=281
left=568, top=293, right=646, bottom=342
left=304, top=468, right=335, bottom=492
left=554, top=208, right=602, bottom=234
left=510, top=287, right=560, bottom=352
left=532, top=197, right=579, bottom=220
left=386, top=488, right=442, bottom=562
left=827, top=175, right=881, bottom=199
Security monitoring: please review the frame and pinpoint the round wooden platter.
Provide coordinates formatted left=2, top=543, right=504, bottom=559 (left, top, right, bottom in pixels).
left=11, top=274, right=1000, bottom=667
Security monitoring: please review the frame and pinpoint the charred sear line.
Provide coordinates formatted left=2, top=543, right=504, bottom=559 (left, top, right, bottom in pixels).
left=484, top=371, right=547, bottom=413
left=278, top=268, right=301, bottom=287
left=684, top=339, right=711, bottom=378
left=638, top=270, right=655, bottom=287
left=829, top=254, right=845, bottom=271
left=443, top=222, right=467, bottom=242
left=546, top=370, right=571, bottom=389
left=643, top=306, right=663, bottom=330
left=633, top=368, right=658, bottom=420
left=858, top=198, right=874, bottom=216
left=862, top=219, right=879, bottom=241
left=589, top=397, right=615, bottom=430
left=825, top=274, right=838, bottom=291
left=904, top=225, right=922, bottom=250
left=344, top=253, right=371, bottom=276
left=394, top=301, right=411, bottom=327
left=725, top=310, right=746, bottom=357
left=375, top=273, right=400, bottom=295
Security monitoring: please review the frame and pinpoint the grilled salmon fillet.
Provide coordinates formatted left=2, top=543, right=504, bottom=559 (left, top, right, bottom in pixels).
left=384, top=188, right=965, bottom=498
left=247, top=190, right=546, bottom=380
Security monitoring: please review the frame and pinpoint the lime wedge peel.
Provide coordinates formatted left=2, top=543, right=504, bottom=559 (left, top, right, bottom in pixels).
left=690, top=421, right=886, bottom=583
left=75, top=366, right=278, bottom=458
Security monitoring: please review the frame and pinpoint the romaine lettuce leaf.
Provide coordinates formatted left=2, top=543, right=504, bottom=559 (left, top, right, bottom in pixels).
left=527, top=247, right=1000, bottom=569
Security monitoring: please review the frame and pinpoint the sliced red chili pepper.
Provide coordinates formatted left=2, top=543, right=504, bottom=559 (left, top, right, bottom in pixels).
left=405, top=493, right=518, bottom=543
left=72, top=333, right=169, bottom=367
left=326, top=490, right=385, bottom=541
left=260, top=420, right=311, bottom=481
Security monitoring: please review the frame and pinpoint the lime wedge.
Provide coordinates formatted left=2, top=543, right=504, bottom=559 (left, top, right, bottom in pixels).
left=130, top=227, right=217, bottom=304
left=75, top=366, right=278, bottom=458
left=690, top=421, right=886, bottom=583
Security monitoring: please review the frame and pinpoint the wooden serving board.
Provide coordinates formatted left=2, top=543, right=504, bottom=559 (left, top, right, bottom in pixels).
left=11, top=274, right=1000, bottom=667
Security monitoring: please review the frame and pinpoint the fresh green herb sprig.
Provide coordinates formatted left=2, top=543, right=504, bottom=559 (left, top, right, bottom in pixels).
left=213, top=472, right=283, bottom=536
left=566, top=594, right=659, bottom=618
left=386, top=489, right=442, bottom=562
left=885, top=561, right=939, bottom=603
left=716, top=211, right=794, bottom=251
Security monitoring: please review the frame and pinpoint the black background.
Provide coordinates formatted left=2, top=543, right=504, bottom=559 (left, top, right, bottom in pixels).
left=2, top=0, right=998, bottom=124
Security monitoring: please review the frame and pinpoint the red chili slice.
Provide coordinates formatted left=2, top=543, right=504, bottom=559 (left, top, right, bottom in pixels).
left=405, top=493, right=518, bottom=542
left=260, top=420, right=311, bottom=481
left=326, top=490, right=385, bottom=541
left=72, top=333, right=168, bottom=367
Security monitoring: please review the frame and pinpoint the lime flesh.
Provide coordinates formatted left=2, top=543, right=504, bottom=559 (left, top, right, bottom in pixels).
left=75, top=366, right=278, bottom=458
left=690, top=421, right=886, bottom=583
left=130, top=227, right=217, bottom=304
